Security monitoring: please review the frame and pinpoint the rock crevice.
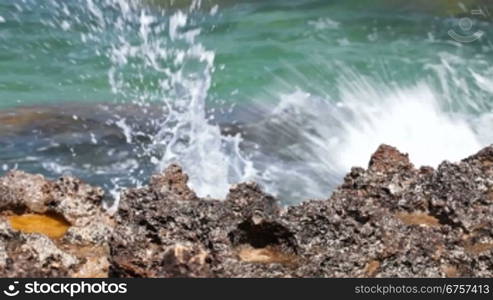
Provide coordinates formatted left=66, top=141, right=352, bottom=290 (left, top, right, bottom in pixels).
left=3, top=144, right=493, bottom=277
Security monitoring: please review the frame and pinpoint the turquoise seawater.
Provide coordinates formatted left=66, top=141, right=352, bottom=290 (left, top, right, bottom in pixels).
left=1, top=0, right=493, bottom=203
left=0, top=0, right=491, bottom=108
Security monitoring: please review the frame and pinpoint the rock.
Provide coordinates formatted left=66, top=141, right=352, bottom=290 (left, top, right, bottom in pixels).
left=110, top=165, right=296, bottom=277
left=6, top=144, right=493, bottom=277
left=0, top=171, right=53, bottom=213
left=284, top=145, right=493, bottom=277
left=110, top=144, right=493, bottom=278
left=150, top=164, right=197, bottom=201
left=368, top=144, right=414, bottom=174
left=0, top=170, right=113, bottom=277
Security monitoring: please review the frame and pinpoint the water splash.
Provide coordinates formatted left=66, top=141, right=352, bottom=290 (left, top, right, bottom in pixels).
left=64, top=0, right=257, bottom=201
left=246, top=63, right=493, bottom=203
left=5, top=0, right=493, bottom=206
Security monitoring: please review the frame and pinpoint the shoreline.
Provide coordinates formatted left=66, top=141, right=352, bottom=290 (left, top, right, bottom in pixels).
left=2, top=144, right=493, bottom=277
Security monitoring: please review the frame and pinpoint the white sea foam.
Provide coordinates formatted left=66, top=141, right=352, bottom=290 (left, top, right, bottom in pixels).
left=65, top=0, right=260, bottom=202
left=25, top=0, right=493, bottom=206
left=246, top=64, right=493, bottom=203
left=308, top=17, right=339, bottom=30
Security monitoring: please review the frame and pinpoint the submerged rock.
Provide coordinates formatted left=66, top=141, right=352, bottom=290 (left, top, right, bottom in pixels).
left=4, top=144, right=493, bottom=277
left=0, top=170, right=113, bottom=277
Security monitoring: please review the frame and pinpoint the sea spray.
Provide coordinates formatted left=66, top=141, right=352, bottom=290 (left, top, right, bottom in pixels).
left=4, top=0, right=493, bottom=206
left=48, top=0, right=259, bottom=202
left=246, top=65, right=493, bottom=204
left=131, top=7, right=254, bottom=200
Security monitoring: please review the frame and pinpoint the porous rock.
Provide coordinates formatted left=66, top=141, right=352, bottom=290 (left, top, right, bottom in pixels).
left=0, top=170, right=113, bottom=277
left=111, top=144, right=493, bottom=277
left=6, top=143, right=493, bottom=277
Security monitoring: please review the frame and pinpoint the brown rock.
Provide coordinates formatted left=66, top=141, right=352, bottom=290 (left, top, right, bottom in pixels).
left=0, top=171, right=113, bottom=277
left=150, top=164, right=197, bottom=201
left=110, top=165, right=296, bottom=278
left=7, top=143, right=493, bottom=278
left=368, top=144, right=414, bottom=173
left=108, top=145, right=493, bottom=277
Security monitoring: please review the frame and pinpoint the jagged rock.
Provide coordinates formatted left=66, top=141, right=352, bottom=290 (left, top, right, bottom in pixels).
left=110, top=144, right=493, bottom=278
left=368, top=144, right=414, bottom=173
left=150, top=164, right=197, bottom=201
left=5, top=143, right=493, bottom=277
left=0, top=170, right=113, bottom=277
left=285, top=144, right=493, bottom=277
left=110, top=165, right=296, bottom=277
left=0, top=171, right=53, bottom=213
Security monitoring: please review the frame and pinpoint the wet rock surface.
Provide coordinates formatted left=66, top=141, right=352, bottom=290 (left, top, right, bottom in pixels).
left=0, top=171, right=113, bottom=277
left=4, top=144, right=493, bottom=277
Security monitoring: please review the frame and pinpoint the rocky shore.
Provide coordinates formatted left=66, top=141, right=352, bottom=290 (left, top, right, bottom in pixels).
left=2, top=144, right=493, bottom=277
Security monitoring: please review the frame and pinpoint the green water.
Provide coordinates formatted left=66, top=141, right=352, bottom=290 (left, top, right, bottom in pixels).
left=0, top=0, right=491, bottom=109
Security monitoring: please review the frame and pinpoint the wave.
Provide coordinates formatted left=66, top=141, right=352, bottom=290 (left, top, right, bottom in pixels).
left=5, top=0, right=493, bottom=206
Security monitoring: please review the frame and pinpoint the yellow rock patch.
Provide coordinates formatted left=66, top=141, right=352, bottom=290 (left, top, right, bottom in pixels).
left=442, top=265, right=459, bottom=277
left=396, top=212, right=440, bottom=227
left=464, top=243, right=493, bottom=255
left=363, top=260, right=381, bottom=277
left=8, top=213, right=71, bottom=239
left=237, top=246, right=298, bottom=267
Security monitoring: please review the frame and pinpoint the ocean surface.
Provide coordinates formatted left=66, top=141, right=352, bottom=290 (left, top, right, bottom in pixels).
left=1, top=0, right=493, bottom=205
